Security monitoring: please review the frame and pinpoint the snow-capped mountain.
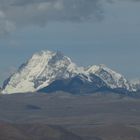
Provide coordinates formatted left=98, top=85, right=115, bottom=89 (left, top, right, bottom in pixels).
left=2, top=50, right=138, bottom=94
left=87, top=65, right=134, bottom=91
left=130, top=79, right=140, bottom=91
left=38, top=74, right=108, bottom=94
left=2, top=50, right=83, bottom=94
left=38, top=65, right=136, bottom=94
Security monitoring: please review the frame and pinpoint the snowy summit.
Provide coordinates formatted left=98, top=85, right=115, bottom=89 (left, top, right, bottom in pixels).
left=2, top=50, right=138, bottom=94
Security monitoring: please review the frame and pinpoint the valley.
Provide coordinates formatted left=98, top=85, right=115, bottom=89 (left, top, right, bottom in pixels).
left=0, top=92, right=140, bottom=140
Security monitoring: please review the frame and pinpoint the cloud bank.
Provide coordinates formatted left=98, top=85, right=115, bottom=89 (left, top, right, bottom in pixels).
left=0, top=0, right=139, bottom=36
left=0, top=0, right=104, bottom=36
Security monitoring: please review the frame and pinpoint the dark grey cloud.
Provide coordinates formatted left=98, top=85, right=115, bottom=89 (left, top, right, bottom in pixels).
left=0, top=0, right=139, bottom=36
left=0, top=0, right=104, bottom=35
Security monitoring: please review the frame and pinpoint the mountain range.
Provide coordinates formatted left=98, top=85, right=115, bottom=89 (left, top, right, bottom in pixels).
left=1, top=50, right=140, bottom=95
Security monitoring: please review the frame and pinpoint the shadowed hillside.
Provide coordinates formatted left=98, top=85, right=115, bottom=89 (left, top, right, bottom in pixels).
left=69, top=124, right=140, bottom=140
left=0, top=122, right=82, bottom=140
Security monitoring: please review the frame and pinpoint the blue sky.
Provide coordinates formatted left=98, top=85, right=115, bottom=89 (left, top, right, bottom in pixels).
left=0, top=0, right=140, bottom=85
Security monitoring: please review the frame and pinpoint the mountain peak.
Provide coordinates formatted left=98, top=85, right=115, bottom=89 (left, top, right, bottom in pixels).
left=2, top=50, right=139, bottom=94
left=2, top=50, right=78, bottom=94
left=87, top=65, right=100, bottom=73
left=87, top=64, right=132, bottom=90
left=32, top=50, right=54, bottom=57
left=87, top=64, right=122, bottom=78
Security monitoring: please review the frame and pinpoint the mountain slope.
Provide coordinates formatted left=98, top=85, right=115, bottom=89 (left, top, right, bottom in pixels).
left=87, top=65, right=135, bottom=92
left=2, top=50, right=138, bottom=94
left=2, top=50, right=83, bottom=94
left=38, top=74, right=109, bottom=94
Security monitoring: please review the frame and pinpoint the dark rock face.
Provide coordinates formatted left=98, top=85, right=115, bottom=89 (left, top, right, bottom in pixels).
left=38, top=74, right=131, bottom=95
left=38, top=74, right=107, bottom=94
left=2, top=76, right=11, bottom=89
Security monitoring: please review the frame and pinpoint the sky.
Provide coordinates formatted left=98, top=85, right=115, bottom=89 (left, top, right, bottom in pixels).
left=0, top=0, right=140, bottom=85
